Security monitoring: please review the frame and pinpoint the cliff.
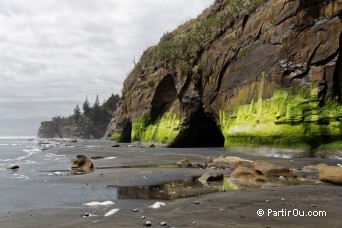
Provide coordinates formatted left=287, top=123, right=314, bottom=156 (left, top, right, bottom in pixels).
left=37, top=121, right=62, bottom=138
left=106, top=0, right=342, bottom=155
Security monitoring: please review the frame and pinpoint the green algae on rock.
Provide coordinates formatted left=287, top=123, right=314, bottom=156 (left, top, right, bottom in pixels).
left=131, top=112, right=181, bottom=144
left=219, top=86, right=342, bottom=153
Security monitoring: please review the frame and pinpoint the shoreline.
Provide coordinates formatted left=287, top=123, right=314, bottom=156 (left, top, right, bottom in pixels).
left=1, top=140, right=341, bottom=227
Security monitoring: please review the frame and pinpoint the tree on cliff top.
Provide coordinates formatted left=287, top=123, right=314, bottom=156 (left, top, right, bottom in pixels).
left=82, top=97, right=91, bottom=117
left=73, top=104, right=81, bottom=124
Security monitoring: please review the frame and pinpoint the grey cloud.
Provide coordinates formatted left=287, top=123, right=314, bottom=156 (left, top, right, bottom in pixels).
left=0, top=0, right=214, bottom=136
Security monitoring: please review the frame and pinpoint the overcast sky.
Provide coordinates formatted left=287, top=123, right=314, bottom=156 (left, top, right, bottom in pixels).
left=0, top=0, right=214, bottom=136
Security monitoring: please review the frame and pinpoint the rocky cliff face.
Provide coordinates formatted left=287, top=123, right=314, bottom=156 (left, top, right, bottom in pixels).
left=106, top=0, right=342, bottom=154
left=37, top=121, right=62, bottom=138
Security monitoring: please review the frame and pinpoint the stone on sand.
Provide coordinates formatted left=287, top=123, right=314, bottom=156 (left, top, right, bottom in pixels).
left=318, top=164, right=342, bottom=185
left=199, top=171, right=224, bottom=182
left=176, top=158, right=192, bottom=168
left=252, top=161, right=297, bottom=178
left=230, top=167, right=268, bottom=182
left=70, top=155, right=94, bottom=174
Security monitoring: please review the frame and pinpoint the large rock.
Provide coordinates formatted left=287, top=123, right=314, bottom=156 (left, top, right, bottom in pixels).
left=70, top=155, right=94, bottom=174
left=252, top=161, right=297, bottom=178
left=106, top=0, right=342, bottom=152
left=230, top=167, right=268, bottom=182
left=318, top=165, right=342, bottom=185
left=37, top=121, right=62, bottom=138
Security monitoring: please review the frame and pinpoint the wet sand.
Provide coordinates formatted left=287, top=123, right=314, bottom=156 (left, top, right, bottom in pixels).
left=1, top=140, right=341, bottom=228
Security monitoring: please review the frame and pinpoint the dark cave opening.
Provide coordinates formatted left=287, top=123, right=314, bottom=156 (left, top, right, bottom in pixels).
left=150, top=75, right=178, bottom=122
left=170, top=108, right=225, bottom=148
left=120, top=122, right=132, bottom=143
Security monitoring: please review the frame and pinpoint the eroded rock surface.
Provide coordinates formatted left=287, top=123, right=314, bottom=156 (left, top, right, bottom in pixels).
left=106, top=0, right=342, bottom=154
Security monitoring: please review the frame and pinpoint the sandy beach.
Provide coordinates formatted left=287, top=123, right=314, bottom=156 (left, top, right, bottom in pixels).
left=1, top=140, right=341, bottom=228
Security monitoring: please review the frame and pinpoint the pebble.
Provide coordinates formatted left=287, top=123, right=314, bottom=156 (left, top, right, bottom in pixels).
left=160, top=221, right=167, bottom=226
left=81, top=213, right=90, bottom=217
left=133, top=209, right=139, bottom=212
left=192, top=222, right=197, bottom=225
left=310, top=205, right=316, bottom=207
left=219, top=208, right=224, bottom=212
left=281, top=198, right=285, bottom=201
left=141, top=216, right=145, bottom=219
left=265, top=200, right=271, bottom=203
left=194, top=201, right=200, bottom=205
left=144, top=221, right=152, bottom=227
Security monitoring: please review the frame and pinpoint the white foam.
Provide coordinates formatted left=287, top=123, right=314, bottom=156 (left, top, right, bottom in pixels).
left=148, top=202, right=166, bottom=209
left=84, top=201, right=115, bottom=206
left=103, top=157, right=116, bottom=160
left=104, top=208, right=120, bottom=217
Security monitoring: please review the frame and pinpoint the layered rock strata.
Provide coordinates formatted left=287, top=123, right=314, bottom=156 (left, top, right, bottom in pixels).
left=106, top=0, right=342, bottom=155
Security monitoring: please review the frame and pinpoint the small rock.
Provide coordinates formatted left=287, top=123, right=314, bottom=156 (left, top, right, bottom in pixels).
left=177, top=158, right=192, bottom=168
left=144, top=221, right=152, bottom=227
left=219, top=208, right=224, bottom=212
left=198, top=171, right=223, bottom=182
left=194, top=201, right=200, bottom=205
left=7, top=165, right=20, bottom=170
left=141, top=216, right=145, bottom=219
left=149, top=144, right=156, bottom=148
left=160, top=221, right=167, bottom=226
left=207, top=163, right=226, bottom=169
left=265, top=200, right=271, bottom=203
left=111, top=144, right=120, bottom=147
left=253, top=161, right=297, bottom=178
left=310, top=205, right=316, bottom=207
left=192, top=221, right=197, bottom=224
left=133, top=209, right=139, bottom=212
left=279, top=176, right=286, bottom=180
left=281, top=198, right=285, bottom=201
left=81, top=213, right=90, bottom=217
left=230, top=167, right=267, bottom=182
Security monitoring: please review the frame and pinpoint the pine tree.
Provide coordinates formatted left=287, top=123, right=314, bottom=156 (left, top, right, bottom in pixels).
left=73, top=104, right=81, bottom=124
left=82, top=97, right=91, bottom=117
left=92, top=94, right=101, bottom=125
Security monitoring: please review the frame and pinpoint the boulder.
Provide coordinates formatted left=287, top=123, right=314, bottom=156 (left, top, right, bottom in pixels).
left=176, top=158, right=192, bottom=168
left=230, top=167, right=268, bottom=182
left=252, top=161, right=297, bottom=178
left=318, top=165, right=342, bottom=185
left=199, top=171, right=224, bottom=182
left=70, top=155, right=94, bottom=174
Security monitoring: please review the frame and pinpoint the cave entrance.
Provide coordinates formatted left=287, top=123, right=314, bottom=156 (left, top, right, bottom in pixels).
left=120, top=121, right=132, bottom=143
left=170, top=108, right=225, bottom=148
left=151, top=75, right=178, bottom=122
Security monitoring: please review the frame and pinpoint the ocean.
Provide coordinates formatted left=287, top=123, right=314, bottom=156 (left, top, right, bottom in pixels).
left=0, top=137, right=116, bottom=214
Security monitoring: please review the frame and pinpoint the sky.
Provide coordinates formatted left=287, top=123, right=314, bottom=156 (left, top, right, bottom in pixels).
left=0, top=0, right=214, bottom=136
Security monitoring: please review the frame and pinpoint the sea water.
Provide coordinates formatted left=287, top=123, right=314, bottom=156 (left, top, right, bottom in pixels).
left=0, top=137, right=117, bottom=213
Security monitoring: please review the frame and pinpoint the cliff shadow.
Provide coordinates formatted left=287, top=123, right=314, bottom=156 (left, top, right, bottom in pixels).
left=150, top=74, right=178, bottom=122
left=170, top=108, right=225, bottom=148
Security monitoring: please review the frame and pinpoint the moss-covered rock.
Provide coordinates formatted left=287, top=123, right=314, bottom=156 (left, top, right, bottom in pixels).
left=131, top=112, right=182, bottom=144
left=219, top=86, right=342, bottom=152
